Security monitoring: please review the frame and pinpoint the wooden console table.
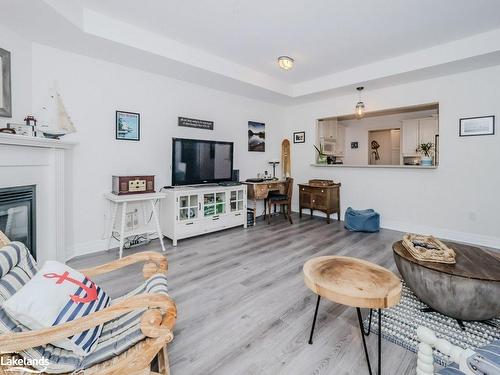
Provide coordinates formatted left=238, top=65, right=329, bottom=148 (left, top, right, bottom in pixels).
left=244, top=180, right=286, bottom=226
left=298, top=183, right=341, bottom=223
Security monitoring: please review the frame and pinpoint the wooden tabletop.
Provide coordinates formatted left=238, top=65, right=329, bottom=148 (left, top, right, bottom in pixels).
left=393, top=240, right=500, bottom=282
left=303, top=256, right=402, bottom=309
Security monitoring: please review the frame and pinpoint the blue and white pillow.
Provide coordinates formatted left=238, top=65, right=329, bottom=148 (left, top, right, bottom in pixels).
left=2, top=260, right=110, bottom=356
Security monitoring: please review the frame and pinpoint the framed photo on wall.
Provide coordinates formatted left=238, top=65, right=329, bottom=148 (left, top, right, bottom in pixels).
left=116, top=111, right=140, bottom=141
left=0, top=47, right=12, bottom=118
left=459, top=115, right=495, bottom=137
left=248, top=121, right=265, bottom=152
left=293, top=131, right=305, bottom=143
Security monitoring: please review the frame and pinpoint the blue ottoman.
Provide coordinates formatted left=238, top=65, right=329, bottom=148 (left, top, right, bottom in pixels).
left=344, top=207, right=380, bottom=232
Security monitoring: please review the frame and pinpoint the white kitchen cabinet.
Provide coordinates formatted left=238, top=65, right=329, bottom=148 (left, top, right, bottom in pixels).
left=401, top=117, right=438, bottom=157
left=318, top=119, right=346, bottom=156
left=401, top=119, right=420, bottom=156
left=419, top=118, right=439, bottom=144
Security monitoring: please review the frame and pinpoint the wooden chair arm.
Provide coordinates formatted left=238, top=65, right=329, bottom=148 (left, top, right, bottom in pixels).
left=79, top=251, right=168, bottom=279
left=0, top=293, right=176, bottom=353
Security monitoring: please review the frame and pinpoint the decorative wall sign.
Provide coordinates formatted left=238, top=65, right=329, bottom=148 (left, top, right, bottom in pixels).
left=248, top=121, right=265, bottom=152
left=178, top=116, right=214, bottom=130
left=293, top=131, right=305, bottom=143
left=459, top=115, right=495, bottom=137
left=116, top=111, right=140, bottom=141
left=0, top=47, right=12, bottom=117
left=351, top=141, right=359, bottom=149
left=7, top=123, right=36, bottom=137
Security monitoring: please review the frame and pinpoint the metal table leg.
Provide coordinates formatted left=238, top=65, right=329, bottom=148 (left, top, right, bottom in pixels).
left=356, top=308, right=382, bottom=375
left=308, top=295, right=321, bottom=345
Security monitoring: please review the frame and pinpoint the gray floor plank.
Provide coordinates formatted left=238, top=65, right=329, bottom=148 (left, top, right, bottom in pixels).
left=68, top=213, right=417, bottom=374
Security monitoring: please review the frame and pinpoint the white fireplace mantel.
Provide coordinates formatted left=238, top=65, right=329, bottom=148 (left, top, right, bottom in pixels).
left=0, top=133, right=77, bottom=262
left=0, top=133, right=77, bottom=149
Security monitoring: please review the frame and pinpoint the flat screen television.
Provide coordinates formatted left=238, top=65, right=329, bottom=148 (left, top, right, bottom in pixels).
left=172, top=138, right=234, bottom=185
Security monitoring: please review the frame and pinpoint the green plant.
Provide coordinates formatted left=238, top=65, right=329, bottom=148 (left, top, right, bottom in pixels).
left=314, top=144, right=326, bottom=156
left=418, top=142, right=433, bottom=157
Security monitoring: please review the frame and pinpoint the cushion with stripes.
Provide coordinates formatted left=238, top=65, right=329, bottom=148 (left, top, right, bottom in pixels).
left=3, top=260, right=110, bottom=357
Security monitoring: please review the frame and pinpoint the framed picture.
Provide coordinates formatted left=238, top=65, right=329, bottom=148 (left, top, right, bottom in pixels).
left=248, top=121, right=265, bottom=152
left=7, top=123, right=36, bottom=137
left=0, top=47, right=12, bottom=117
left=459, top=115, right=495, bottom=137
left=293, top=131, right=305, bottom=143
left=116, top=111, right=140, bottom=141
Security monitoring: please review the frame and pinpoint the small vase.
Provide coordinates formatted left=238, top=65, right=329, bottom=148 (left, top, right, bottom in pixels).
left=420, top=156, right=433, bottom=166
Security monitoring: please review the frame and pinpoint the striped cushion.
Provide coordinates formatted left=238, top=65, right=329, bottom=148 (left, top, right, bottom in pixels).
left=438, top=339, right=500, bottom=375
left=0, top=243, right=169, bottom=373
left=437, top=367, right=465, bottom=375
left=78, top=274, right=169, bottom=371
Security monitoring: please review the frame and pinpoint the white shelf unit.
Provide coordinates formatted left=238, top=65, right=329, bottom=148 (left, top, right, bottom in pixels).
left=160, top=184, right=247, bottom=246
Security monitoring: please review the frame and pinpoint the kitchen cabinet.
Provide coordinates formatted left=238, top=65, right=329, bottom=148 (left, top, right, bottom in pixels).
left=318, top=119, right=346, bottom=156
left=401, top=117, right=438, bottom=157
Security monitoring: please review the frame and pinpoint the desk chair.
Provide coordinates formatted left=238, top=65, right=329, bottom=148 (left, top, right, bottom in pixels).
left=267, top=177, right=293, bottom=225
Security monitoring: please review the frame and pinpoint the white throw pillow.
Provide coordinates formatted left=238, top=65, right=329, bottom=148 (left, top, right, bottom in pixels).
left=2, top=260, right=110, bottom=356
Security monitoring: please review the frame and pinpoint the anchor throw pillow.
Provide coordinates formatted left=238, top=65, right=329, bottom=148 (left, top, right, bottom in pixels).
left=2, top=260, right=110, bottom=356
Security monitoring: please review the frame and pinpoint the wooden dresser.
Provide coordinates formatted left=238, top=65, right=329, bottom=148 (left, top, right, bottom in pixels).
left=298, top=181, right=341, bottom=223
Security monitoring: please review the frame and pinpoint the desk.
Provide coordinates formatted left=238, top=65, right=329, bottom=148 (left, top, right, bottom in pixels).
left=104, top=192, right=166, bottom=258
left=244, top=180, right=286, bottom=225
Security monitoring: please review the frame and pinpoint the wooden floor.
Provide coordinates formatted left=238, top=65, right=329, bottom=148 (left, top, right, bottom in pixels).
left=69, top=213, right=417, bottom=375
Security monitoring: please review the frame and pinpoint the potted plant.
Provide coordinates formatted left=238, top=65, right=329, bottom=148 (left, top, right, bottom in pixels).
left=314, top=144, right=328, bottom=164
left=418, top=142, right=434, bottom=166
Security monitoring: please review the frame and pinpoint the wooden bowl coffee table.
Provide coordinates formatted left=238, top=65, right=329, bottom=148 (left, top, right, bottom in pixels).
left=304, top=256, right=402, bottom=375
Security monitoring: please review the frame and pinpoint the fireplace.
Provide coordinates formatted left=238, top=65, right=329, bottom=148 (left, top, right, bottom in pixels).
left=0, top=185, right=36, bottom=259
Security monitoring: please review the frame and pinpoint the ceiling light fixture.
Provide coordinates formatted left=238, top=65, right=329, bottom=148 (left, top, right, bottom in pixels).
left=355, top=87, right=365, bottom=119
left=278, top=56, right=294, bottom=70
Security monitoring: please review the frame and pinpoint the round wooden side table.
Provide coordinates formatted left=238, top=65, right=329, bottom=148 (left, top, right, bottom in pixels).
left=303, top=256, right=402, bottom=375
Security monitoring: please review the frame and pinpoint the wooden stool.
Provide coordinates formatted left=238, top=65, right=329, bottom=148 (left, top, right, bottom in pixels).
left=303, top=256, right=402, bottom=375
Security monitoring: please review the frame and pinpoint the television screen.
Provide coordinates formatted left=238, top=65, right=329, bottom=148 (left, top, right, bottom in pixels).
left=172, top=138, right=234, bottom=185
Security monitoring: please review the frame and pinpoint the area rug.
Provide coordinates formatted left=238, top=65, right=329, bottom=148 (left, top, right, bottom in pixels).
left=363, top=282, right=500, bottom=366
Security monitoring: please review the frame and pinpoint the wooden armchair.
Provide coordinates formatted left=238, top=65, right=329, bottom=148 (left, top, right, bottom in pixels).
left=0, top=232, right=176, bottom=375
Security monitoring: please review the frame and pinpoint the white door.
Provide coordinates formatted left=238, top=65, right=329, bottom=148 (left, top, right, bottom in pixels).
left=401, top=119, right=419, bottom=156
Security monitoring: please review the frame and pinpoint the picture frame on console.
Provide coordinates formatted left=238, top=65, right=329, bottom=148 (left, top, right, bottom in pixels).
left=0, top=47, right=12, bottom=118
left=116, top=110, right=140, bottom=141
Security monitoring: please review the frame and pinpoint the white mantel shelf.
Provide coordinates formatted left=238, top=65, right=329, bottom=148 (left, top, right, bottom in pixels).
left=311, top=163, right=437, bottom=169
left=0, top=133, right=77, bottom=149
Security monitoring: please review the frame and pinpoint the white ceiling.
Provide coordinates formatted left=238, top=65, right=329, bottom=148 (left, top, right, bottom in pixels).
left=83, top=0, right=500, bottom=83
left=2, top=0, right=500, bottom=104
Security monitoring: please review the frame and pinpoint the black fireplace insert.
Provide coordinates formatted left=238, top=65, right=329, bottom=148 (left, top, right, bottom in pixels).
left=0, top=185, right=36, bottom=259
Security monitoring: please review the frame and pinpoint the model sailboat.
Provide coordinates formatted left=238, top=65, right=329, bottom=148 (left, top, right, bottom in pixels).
left=37, top=87, right=77, bottom=139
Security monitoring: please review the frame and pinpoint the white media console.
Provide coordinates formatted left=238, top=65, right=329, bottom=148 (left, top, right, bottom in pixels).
left=160, top=184, right=247, bottom=246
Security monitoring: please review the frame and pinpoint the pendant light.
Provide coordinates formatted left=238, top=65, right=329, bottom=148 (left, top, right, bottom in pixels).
left=355, top=87, right=365, bottom=119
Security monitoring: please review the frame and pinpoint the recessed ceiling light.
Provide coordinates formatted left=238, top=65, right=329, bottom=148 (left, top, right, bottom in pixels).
left=278, top=56, right=294, bottom=70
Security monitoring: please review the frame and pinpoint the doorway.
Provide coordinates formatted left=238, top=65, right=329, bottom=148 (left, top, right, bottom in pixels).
left=368, top=129, right=400, bottom=165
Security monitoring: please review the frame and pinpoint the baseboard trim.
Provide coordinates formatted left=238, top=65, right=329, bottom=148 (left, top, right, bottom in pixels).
left=381, top=219, right=500, bottom=250
left=67, top=213, right=499, bottom=261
